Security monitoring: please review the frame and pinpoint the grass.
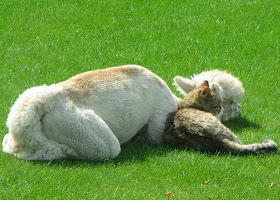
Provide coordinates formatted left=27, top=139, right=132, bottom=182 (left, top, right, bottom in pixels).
left=1, top=0, right=280, bottom=199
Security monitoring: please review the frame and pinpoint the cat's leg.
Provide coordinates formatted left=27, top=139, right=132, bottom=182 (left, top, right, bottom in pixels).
left=43, top=107, right=121, bottom=160
left=226, top=132, right=242, bottom=144
left=215, top=124, right=243, bottom=144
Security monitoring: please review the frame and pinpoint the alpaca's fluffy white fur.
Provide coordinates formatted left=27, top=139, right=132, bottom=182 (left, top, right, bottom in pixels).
left=174, top=70, right=244, bottom=121
left=3, top=65, right=179, bottom=161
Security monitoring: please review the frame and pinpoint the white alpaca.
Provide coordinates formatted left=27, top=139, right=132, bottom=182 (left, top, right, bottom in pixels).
left=3, top=65, right=179, bottom=161
left=174, top=69, right=244, bottom=121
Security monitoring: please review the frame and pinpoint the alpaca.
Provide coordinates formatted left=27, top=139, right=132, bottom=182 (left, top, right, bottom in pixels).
left=3, top=65, right=180, bottom=160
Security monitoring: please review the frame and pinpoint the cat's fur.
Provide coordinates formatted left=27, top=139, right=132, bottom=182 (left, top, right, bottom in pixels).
left=164, top=81, right=278, bottom=154
left=174, top=70, right=244, bottom=121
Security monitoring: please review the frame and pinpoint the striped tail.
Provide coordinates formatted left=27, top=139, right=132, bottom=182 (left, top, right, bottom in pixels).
left=224, top=139, right=278, bottom=155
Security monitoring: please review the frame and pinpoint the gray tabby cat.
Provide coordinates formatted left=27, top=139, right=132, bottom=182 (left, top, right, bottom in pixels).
left=164, top=81, right=278, bottom=154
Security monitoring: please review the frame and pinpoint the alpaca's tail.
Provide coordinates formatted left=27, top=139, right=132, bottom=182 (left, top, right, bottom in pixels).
left=224, top=139, right=278, bottom=155
left=2, top=85, right=68, bottom=160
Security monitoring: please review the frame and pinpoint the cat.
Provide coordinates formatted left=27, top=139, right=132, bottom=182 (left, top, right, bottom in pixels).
left=164, top=80, right=278, bottom=154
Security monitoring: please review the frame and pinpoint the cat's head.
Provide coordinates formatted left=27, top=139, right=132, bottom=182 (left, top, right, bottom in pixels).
left=178, top=80, right=223, bottom=117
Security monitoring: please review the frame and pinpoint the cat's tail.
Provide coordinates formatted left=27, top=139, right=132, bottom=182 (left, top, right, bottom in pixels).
left=223, top=139, right=278, bottom=155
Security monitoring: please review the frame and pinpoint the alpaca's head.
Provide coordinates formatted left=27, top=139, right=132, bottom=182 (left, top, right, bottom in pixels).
left=173, top=69, right=244, bottom=121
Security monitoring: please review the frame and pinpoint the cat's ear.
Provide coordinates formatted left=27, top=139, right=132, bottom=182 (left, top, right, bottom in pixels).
left=173, top=76, right=196, bottom=95
left=200, top=80, right=209, bottom=88
left=201, top=88, right=211, bottom=98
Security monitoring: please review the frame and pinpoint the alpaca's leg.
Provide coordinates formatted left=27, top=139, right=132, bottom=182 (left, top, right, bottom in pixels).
left=146, top=114, right=168, bottom=144
left=43, top=107, right=121, bottom=160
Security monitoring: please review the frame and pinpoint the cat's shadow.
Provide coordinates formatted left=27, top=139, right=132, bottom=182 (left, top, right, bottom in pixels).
left=222, top=117, right=260, bottom=132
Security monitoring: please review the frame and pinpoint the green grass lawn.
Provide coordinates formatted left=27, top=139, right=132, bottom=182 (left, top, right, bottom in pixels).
left=1, top=0, right=280, bottom=199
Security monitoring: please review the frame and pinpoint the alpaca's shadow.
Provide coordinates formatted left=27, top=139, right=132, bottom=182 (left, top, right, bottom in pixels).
left=34, top=142, right=173, bottom=168
left=223, top=117, right=260, bottom=132
left=115, top=142, right=172, bottom=163
left=34, top=117, right=262, bottom=167
left=38, top=140, right=277, bottom=168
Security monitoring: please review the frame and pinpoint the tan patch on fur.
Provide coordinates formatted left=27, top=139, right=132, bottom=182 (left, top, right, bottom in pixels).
left=60, top=65, right=144, bottom=94
left=60, top=65, right=165, bottom=95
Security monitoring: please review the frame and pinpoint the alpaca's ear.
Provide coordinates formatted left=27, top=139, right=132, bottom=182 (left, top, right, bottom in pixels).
left=201, top=88, right=211, bottom=98
left=173, top=76, right=196, bottom=95
left=210, top=83, right=220, bottom=93
left=200, top=80, right=209, bottom=88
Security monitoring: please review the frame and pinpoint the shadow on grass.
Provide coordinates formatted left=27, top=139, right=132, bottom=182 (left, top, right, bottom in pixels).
left=31, top=142, right=173, bottom=168
left=223, top=116, right=260, bottom=132
left=32, top=142, right=278, bottom=168
left=31, top=117, right=266, bottom=167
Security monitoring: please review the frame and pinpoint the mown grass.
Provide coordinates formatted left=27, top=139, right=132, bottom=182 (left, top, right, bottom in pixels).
left=1, top=0, right=280, bottom=199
